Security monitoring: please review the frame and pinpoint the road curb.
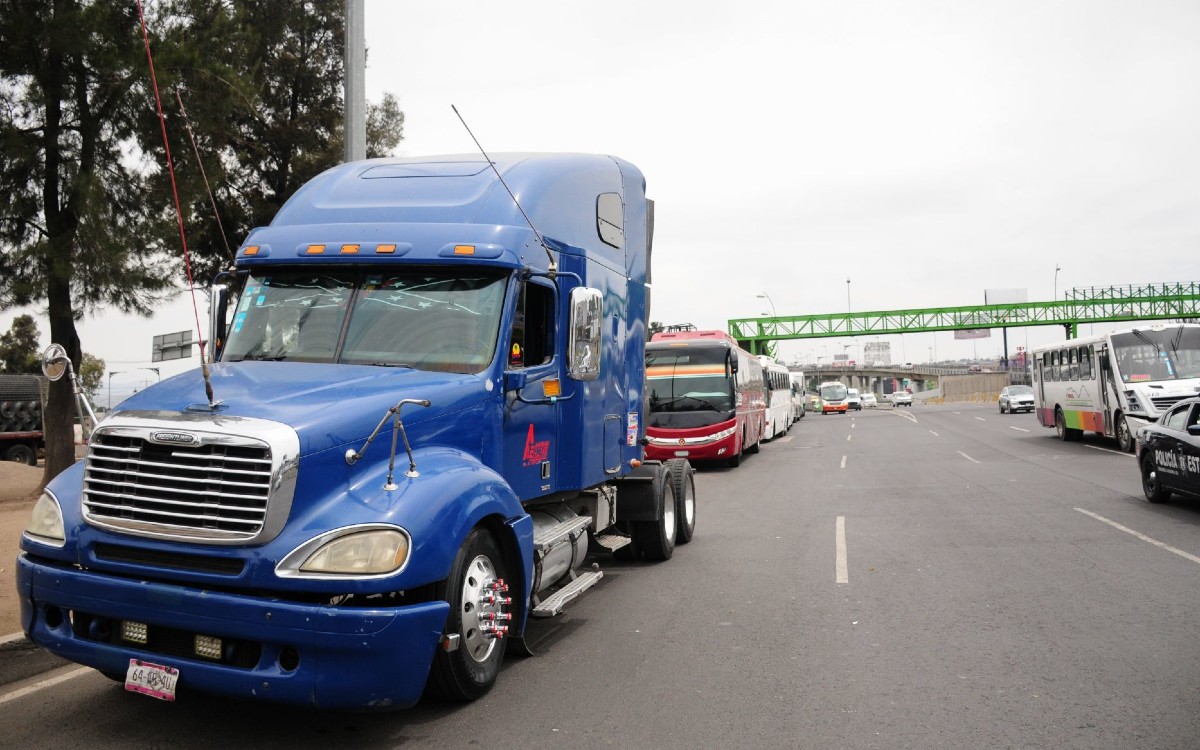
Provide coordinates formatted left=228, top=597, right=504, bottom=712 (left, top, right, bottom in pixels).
left=0, top=632, right=27, bottom=646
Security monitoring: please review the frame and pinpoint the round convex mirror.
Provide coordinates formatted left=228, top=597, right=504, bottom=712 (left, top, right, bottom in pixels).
left=41, top=344, right=70, bottom=381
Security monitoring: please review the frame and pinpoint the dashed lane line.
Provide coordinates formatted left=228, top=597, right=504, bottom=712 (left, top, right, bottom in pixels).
left=835, top=516, right=848, bottom=584
left=840, top=455, right=847, bottom=469
left=956, top=451, right=982, bottom=464
left=1010, top=426, right=1030, bottom=433
left=1076, top=508, right=1200, bottom=565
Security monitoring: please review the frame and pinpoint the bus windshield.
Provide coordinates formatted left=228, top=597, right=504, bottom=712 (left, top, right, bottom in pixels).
left=646, top=347, right=734, bottom=413
left=820, top=382, right=848, bottom=401
left=1111, top=326, right=1200, bottom=382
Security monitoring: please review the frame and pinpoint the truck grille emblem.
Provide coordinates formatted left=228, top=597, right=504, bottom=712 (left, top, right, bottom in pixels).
left=149, top=431, right=200, bottom=446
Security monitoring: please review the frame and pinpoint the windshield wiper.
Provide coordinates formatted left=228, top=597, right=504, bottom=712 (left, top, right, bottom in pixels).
left=362, top=362, right=415, bottom=368
left=231, top=354, right=290, bottom=362
left=660, top=395, right=721, bottom=411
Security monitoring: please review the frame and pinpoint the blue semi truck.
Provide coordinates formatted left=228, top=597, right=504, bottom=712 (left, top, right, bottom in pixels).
left=17, top=153, right=695, bottom=709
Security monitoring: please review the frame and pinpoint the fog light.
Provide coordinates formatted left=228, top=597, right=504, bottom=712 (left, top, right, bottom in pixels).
left=194, top=634, right=223, bottom=660
left=121, top=620, right=148, bottom=644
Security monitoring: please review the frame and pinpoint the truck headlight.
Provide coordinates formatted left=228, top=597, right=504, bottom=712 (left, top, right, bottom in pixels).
left=277, top=525, right=411, bottom=577
left=24, top=492, right=65, bottom=547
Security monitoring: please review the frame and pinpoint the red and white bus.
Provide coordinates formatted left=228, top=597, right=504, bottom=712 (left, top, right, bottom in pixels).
left=645, top=330, right=766, bottom=466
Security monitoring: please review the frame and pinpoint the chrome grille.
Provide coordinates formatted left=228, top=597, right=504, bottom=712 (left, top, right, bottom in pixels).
left=1150, top=395, right=1189, bottom=411
left=84, top=431, right=273, bottom=541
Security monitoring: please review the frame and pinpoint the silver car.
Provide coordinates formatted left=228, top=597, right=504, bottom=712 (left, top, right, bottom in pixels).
left=999, top=385, right=1035, bottom=414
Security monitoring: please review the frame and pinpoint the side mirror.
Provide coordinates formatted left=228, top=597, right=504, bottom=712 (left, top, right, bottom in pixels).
left=728, top=350, right=739, bottom=374
left=567, top=287, right=602, bottom=381
left=41, top=344, right=70, bottom=381
left=1188, top=424, right=1200, bottom=437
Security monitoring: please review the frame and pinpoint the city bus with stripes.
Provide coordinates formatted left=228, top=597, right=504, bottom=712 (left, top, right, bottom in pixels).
left=645, top=330, right=765, bottom=466
left=1031, top=323, right=1200, bottom=451
left=759, top=356, right=794, bottom=440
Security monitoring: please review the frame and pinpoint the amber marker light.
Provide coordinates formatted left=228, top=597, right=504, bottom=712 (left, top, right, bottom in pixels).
left=453, top=245, right=476, bottom=255
left=242, top=245, right=260, bottom=256
left=340, top=244, right=360, bottom=254
left=306, top=244, right=326, bottom=254
left=376, top=244, right=397, bottom=254
left=543, top=379, right=562, bottom=398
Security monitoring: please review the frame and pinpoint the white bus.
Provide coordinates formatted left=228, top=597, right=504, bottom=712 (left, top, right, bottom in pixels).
left=790, top=371, right=807, bottom=421
left=1031, top=323, right=1200, bottom=451
left=759, top=356, right=794, bottom=440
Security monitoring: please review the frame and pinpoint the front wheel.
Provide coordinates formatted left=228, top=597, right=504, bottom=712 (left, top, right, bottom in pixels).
left=1142, top=456, right=1172, bottom=504
left=1115, top=413, right=1135, bottom=453
left=427, top=528, right=510, bottom=701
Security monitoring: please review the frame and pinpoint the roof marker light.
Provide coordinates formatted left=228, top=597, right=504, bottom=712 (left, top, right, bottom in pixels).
left=340, top=244, right=360, bottom=254
left=242, top=246, right=260, bottom=256
left=306, top=244, right=326, bottom=254
left=453, top=245, right=476, bottom=255
left=376, top=244, right=397, bottom=254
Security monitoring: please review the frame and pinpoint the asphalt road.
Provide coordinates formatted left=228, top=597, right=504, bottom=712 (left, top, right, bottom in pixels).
left=4, top=404, right=1199, bottom=749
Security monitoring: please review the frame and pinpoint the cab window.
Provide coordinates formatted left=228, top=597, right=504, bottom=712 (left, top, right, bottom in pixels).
left=1164, top=405, right=1191, bottom=431
left=508, top=281, right=554, bottom=368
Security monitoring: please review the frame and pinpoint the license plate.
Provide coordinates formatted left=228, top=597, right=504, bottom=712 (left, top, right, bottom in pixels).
left=125, top=658, right=179, bottom=701
left=673, top=450, right=689, bottom=457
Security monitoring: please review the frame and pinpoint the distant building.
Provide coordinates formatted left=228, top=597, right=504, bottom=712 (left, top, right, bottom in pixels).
left=864, top=341, right=891, bottom=366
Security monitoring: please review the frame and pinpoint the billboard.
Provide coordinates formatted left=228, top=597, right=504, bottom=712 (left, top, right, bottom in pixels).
left=954, top=329, right=991, bottom=340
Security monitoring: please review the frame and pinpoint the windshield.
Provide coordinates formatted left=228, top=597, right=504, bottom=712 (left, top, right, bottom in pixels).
left=1009, top=385, right=1034, bottom=395
left=820, top=383, right=848, bottom=400
left=222, top=267, right=507, bottom=373
left=1111, top=326, right=1200, bottom=383
left=646, top=346, right=734, bottom=413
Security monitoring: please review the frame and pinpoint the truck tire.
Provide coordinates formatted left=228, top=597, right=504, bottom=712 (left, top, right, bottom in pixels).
left=667, top=458, right=696, bottom=544
left=631, top=464, right=676, bottom=561
left=427, top=527, right=510, bottom=701
left=4, top=443, right=36, bottom=466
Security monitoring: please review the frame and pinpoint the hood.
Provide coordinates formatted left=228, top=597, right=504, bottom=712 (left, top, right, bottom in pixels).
left=109, top=362, right=493, bottom=457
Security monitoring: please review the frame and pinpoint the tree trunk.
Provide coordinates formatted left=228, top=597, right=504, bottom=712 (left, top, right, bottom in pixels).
left=40, top=273, right=82, bottom=490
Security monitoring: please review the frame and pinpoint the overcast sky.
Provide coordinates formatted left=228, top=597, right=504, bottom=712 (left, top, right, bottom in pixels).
left=7, top=0, right=1200, bottom=402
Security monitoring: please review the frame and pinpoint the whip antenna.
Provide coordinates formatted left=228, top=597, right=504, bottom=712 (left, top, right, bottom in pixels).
left=451, top=105, right=556, bottom=277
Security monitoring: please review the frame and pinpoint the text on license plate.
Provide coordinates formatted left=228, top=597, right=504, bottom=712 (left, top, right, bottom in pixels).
left=125, top=659, right=179, bottom=701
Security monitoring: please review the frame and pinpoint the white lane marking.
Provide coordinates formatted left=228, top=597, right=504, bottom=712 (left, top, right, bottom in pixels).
left=840, top=455, right=847, bottom=469
left=835, top=516, right=848, bottom=584
left=956, top=451, right=982, bottom=464
left=1084, top=444, right=1134, bottom=458
left=0, top=666, right=92, bottom=707
left=846, top=434, right=852, bottom=442
left=1075, top=508, right=1200, bottom=565
left=974, top=417, right=986, bottom=422
left=1009, top=426, right=1030, bottom=433
left=953, top=411, right=961, bottom=414
left=891, top=409, right=918, bottom=424
left=929, top=430, right=939, bottom=437
left=851, top=422, right=856, bottom=429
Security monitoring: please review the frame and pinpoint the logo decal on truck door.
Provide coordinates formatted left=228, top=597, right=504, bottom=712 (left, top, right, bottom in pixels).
left=522, top=424, right=550, bottom=466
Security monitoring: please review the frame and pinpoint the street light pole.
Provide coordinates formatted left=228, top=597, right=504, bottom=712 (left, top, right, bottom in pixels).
left=107, top=371, right=123, bottom=411
left=756, top=292, right=777, bottom=317
left=1054, top=264, right=1061, bottom=301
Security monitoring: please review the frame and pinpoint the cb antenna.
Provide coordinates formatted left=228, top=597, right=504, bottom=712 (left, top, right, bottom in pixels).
left=451, top=104, right=556, bottom=277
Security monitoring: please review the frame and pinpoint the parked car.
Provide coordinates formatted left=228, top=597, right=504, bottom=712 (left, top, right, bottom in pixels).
left=861, top=392, right=878, bottom=408
left=1135, top=397, right=1200, bottom=503
left=846, top=388, right=862, bottom=411
left=998, top=385, right=1035, bottom=413
left=890, top=391, right=913, bottom=407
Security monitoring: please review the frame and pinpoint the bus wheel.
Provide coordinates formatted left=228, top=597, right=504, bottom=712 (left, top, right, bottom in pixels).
left=1054, top=408, right=1079, bottom=442
left=1142, top=456, right=1172, bottom=504
left=728, top=432, right=743, bottom=467
left=1115, top=413, right=1134, bottom=453
left=427, top=527, right=509, bottom=701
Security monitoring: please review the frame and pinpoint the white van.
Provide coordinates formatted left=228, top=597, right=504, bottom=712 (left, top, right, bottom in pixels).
left=846, top=388, right=862, bottom=411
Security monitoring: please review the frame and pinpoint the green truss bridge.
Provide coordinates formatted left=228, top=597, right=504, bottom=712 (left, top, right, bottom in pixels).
left=728, top=282, right=1200, bottom=356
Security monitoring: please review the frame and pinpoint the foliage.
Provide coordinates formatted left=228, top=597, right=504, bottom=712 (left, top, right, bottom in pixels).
left=151, top=0, right=405, bottom=281
left=80, top=352, right=104, bottom=402
left=648, top=321, right=665, bottom=340
left=0, top=314, right=42, bottom=373
left=0, top=0, right=404, bottom=483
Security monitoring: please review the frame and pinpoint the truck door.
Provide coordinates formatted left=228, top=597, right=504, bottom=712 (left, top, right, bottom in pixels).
left=503, top=279, right=560, bottom=501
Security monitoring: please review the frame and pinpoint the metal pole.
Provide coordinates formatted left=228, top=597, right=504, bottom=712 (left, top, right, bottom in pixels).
left=344, top=0, right=366, bottom=162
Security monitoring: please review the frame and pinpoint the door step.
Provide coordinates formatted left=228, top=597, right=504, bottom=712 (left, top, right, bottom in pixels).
left=592, top=532, right=632, bottom=551
left=530, top=569, right=604, bottom=618
left=533, top=515, right=592, bottom=551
